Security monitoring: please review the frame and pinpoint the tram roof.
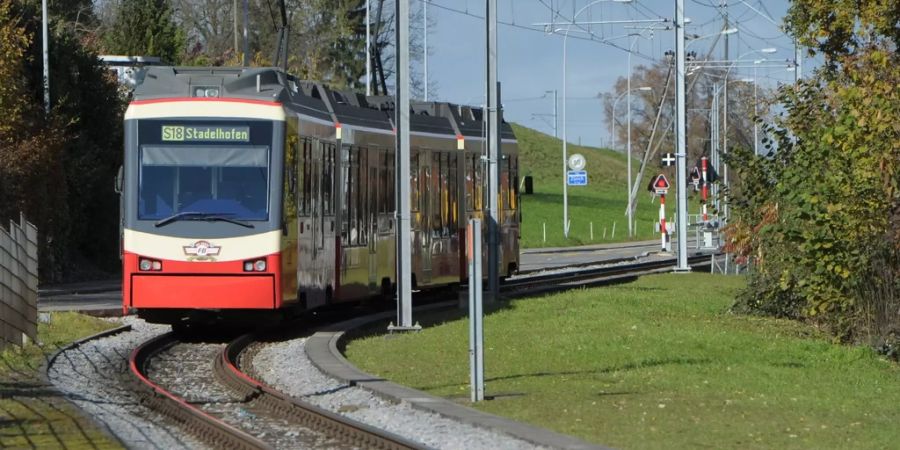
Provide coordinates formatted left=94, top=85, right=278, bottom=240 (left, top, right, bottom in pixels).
left=132, top=66, right=514, bottom=140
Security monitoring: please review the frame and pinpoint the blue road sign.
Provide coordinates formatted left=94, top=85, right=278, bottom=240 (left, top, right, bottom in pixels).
left=567, top=170, right=588, bottom=186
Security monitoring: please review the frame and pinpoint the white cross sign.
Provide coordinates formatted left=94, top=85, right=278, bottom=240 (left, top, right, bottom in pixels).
left=662, top=153, right=676, bottom=166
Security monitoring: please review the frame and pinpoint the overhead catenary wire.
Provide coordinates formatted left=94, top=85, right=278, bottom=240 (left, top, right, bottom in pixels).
left=427, top=0, right=653, bottom=60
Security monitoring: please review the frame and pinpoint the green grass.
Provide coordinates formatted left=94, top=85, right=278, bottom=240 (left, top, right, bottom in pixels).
left=514, top=123, right=684, bottom=248
left=0, top=312, right=122, bottom=449
left=346, top=274, right=900, bottom=449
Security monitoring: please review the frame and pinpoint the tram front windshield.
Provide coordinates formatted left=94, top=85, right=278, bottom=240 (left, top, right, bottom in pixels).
left=138, top=145, right=270, bottom=221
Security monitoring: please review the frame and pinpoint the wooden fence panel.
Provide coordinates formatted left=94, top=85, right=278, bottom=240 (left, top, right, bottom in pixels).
left=0, top=213, right=38, bottom=348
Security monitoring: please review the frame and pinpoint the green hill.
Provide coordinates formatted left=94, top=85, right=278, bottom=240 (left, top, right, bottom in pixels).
left=513, top=123, right=677, bottom=248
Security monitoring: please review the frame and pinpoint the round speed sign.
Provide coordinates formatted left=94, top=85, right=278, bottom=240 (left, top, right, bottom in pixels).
left=567, top=153, right=586, bottom=171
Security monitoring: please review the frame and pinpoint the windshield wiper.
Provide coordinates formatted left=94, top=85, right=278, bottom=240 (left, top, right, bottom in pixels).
left=154, top=212, right=255, bottom=228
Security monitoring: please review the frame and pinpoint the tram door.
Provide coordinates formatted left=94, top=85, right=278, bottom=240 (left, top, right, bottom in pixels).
left=419, top=150, right=433, bottom=284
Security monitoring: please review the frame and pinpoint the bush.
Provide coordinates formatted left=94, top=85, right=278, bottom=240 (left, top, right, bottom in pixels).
left=727, top=46, right=899, bottom=347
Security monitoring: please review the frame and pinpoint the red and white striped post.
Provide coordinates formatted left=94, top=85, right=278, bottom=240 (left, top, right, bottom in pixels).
left=701, top=156, right=708, bottom=223
left=659, top=193, right=667, bottom=251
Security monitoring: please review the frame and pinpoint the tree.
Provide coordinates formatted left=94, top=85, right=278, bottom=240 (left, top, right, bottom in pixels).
left=1, top=0, right=124, bottom=281
left=174, top=0, right=238, bottom=64
left=729, top=0, right=899, bottom=351
left=104, top=0, right=183, bottom=64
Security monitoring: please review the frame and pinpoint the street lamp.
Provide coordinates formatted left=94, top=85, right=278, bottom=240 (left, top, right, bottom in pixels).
left=557, top=0, right=633, bottom=238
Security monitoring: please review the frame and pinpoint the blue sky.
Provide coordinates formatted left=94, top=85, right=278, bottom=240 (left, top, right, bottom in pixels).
left=414, top=0, right=807, bottom=147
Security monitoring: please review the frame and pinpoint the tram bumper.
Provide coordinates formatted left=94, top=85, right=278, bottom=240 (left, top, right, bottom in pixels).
left=129, top=275, right=277, bottom=309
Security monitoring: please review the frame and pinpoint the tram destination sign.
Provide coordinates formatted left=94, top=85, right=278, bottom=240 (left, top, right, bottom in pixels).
left=162, top=125, right=250, bottom=142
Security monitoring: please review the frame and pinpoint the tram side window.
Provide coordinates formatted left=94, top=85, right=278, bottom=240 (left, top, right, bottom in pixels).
left=474, top=153, right=484, bottom=211
left=465, top=154, right=474, bottom=212
left=342, top=146, right=354, bottom=243
left=357, top=147, right=367, bottom=245
left=510, top=155, right=518, bottom=210
left=297, top=139, right=306, bottom=216
left=384, top=151, right=395, bottom=214
left=285, top=136, right=299, bottom=218
left=410, top=151, right=419, bottom=212
left=323, top=143, right=334, bottom=215
left=431, top=152, right=443, bottom=237
left=448, top=153, right=458, bottom=235
left=500, top=156, right=510, bottom=213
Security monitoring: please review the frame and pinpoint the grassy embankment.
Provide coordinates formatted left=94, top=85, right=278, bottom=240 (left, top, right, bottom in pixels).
left=346, top=274, right=900, bottom=449
left=0, top=312, right=121, bottom=448
left=514, top=123, right=678, bottom=248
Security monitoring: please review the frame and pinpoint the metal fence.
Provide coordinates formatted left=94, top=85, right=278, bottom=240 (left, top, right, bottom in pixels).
left=0, top=213, right=38, bottom=348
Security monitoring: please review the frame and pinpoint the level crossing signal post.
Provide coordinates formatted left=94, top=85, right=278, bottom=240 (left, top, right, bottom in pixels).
left=650, top=174, right=671, bottom=252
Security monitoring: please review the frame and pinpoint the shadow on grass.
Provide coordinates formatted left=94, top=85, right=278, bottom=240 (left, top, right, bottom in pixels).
left=414, top=356, right=711, bottom=392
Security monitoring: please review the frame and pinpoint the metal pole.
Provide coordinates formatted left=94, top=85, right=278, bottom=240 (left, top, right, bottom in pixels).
left=423, top=0, right=428, bottom=101
left=366, top=0, right=372, bottom=95
left=753, top=63, right=758, bottom=156
left=486, top=0, right=500, bottom=299
left=395, top=0, right=414, bottom=328
left=468, top=219, right=484, bottom=402
left=41, top=0, right=49, bottom=114
left=233, top=0, right=239, bottom=59
left=794, top=41, right=802, bottom=81
left=626, top=38, right=634, bottom=237
left=242, top=0, right=249, bottom=66
left=562, top=28, right=570, bottom=238
left=721, top=0, right=729, bottom=224
left=674, top=0, right=690, bottom=271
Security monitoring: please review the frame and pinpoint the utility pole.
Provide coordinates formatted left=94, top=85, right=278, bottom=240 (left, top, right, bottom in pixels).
left=674, top=0, right=690, bottom=271
left=41, top=0, right=49, bottom=114
left=423, top=0, right=428, bottom=101
left=721, top=0, right=729, bottom=224
left=366, top=0, right=372, bottom=95
left=626, top=35, right=634, bottom=237
left=486, top=0, right=500, bottom=300
left=392, top=0, right=416, bottom=331
left=242, top=0, right=249, bottom=66
left=233, top=0, right=239, bottom=60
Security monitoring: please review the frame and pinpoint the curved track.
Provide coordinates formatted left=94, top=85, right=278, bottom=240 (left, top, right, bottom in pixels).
left=129, top=331, right=427, bottom=450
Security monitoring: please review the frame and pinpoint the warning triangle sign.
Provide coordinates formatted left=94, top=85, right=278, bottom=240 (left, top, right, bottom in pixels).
left=648, top=174, right=670, bottom=194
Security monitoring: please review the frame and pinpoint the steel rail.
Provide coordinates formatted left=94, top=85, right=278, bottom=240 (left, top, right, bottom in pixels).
left=217, top=333, right=429, bottom=450
left=129, top=332, right=272, bottom=450
left=503, top=254, right=715, bottom=296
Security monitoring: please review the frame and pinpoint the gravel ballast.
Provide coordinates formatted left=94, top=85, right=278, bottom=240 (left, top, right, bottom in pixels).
left=253, top=337, right=544, bottom=450
left=47, top=317, right=207, bottom=449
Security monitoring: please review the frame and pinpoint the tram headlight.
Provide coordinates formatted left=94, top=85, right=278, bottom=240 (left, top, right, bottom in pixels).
left=139, top=258, right=162, bottom=271
left=243, top=259, right=267, bottom=272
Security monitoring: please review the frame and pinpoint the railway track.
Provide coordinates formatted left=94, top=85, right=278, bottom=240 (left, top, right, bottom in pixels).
left=503, top=253, right=715, bottom=297
left=123, top=253, right=715, bottom=449
left=129, top=330, right=427, bottom=450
